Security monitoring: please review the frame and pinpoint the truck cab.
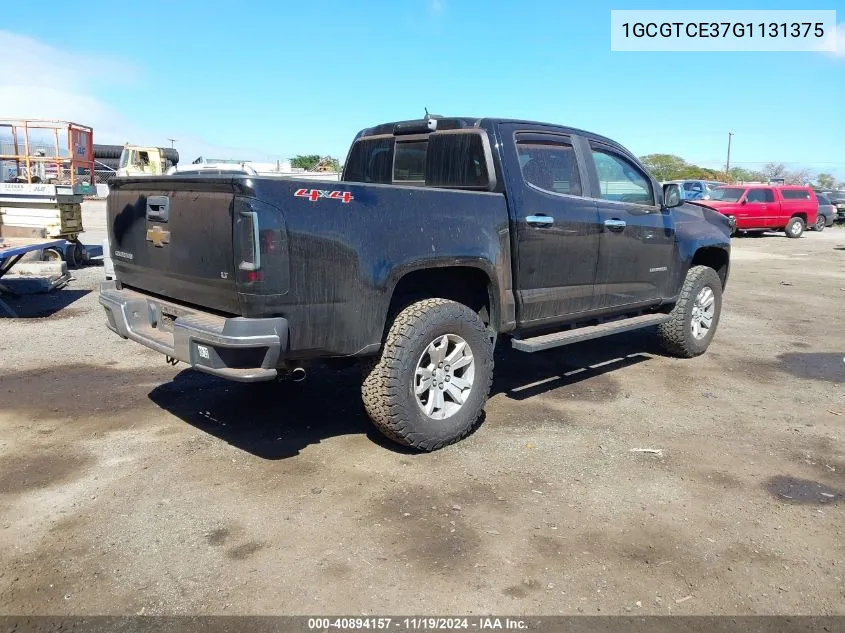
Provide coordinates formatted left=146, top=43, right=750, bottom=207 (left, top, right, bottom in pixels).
left=117, top=146, right=163, bottom=177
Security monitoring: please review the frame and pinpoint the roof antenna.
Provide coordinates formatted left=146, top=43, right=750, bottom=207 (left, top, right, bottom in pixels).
left=422, top=106, right=439, bottom=131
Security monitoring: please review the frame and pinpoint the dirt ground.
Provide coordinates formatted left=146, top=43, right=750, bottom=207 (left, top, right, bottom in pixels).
left=0, top=211, right=843, bottom=616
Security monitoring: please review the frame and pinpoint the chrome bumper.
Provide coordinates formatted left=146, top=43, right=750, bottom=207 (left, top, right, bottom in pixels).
left=98, top=281, right=288, bottom=382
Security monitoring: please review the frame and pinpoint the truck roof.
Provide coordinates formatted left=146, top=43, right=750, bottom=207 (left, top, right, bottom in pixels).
left=356, top=117, right=626, bottom=149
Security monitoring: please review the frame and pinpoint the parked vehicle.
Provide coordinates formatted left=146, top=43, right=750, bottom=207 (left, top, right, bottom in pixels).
left=822, top=190, right=845, bottom=223
left=813, top=194, right=836, bottom=231
left=99, top=115, right=731, bottom=450
left=663, top=179, right=727, bottom=201
left=698, top=185, right=819, bottom=238
left=116, top=145, right=179, bottom=178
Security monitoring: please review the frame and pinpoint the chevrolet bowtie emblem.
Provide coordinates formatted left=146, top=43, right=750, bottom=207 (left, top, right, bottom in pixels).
left=146, top=225, right=171, bottom=248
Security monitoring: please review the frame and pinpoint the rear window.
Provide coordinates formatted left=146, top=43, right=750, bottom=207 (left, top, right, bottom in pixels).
left=817, top=194, right=830, bottom=205
left=343, top=132, right=491, bottom=190
left=343, top=137, right=393, bottom=184
left=780, top=189, right=811, bottom=200
left=425, top=133, right=490, bottom=189
left=394, top=141, right=427, bottom=182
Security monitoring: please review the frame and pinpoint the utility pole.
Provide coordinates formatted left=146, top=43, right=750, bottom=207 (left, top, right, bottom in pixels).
left=725, top=132, right=733, bottom=176
left=167, top=138, right=177, bottom=149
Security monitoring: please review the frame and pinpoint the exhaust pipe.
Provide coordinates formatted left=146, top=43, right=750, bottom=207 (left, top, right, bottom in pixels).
left=290, top=367, right=307, bottom=382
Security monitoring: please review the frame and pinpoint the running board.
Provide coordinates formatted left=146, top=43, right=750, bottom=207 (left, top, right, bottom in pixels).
left=511, top=313, right=670, bottom=353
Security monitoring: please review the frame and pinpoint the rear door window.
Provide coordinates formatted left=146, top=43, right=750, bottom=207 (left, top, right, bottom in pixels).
left=746, top=189, right=775, bottom=203
left=516, top=140, right=583, bottom=196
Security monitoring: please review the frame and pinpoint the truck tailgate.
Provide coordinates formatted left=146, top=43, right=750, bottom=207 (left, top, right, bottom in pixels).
left=108, top=179, right=239, bottom=314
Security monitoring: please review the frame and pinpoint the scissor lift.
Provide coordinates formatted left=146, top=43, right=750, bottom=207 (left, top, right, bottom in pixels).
left=0, top=119, right=95, bottom=267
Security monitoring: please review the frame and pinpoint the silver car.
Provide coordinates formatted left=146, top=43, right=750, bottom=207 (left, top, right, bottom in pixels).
left=663, top=179, right=728, bottom=201
left=813, top=194, right=837, bottom=231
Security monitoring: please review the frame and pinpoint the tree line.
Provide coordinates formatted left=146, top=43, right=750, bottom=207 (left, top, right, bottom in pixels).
left=291, top=154, right=341, bottom=172
left=639, top=154, right=841, bottom=189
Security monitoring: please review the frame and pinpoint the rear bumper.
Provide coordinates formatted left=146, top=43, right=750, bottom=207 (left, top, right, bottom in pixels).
left=98, top=281, right=288, bottom=382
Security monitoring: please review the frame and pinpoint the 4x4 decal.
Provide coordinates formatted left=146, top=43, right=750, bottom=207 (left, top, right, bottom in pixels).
left=294, top=188, right=354, bottom=203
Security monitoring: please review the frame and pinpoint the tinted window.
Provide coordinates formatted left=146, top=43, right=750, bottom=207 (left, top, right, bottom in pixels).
left=394, top=141, right=427, bottom=182
left=817, top=194, right=830, bottom=205
left=781, top=189, right=811, bottom=200
left=746, top=188, right=775, bottom=203
left=517, top=142, right=582, bottom=196
left=343, top=137, right=393, bottom=183
left=591, top=149, right=654, bottom=205
left=344, top=132, right=491, bottom=189
left=425, top=133, right=490, bottom=189
left=683, top=181, right=703, bottom=192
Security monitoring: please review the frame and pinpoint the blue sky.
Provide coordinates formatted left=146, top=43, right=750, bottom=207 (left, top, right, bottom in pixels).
left=2, top=0, right=843, bottom=178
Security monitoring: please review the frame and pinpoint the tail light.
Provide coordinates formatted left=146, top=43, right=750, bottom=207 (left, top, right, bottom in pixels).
left=238, top=208, right=260, bottom=272
left=234, top=196, right=289, bottom=294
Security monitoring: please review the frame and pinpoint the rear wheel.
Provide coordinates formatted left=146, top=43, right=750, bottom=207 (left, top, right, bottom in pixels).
left=361, top=298, right=494, bottom=451
left=657, top=266, right=723, bottom=358
left=813, top=215, right=826, bottom=232
left=785, top=216, right=805, bottom=238
left=64, top=241, right=85, bottom=268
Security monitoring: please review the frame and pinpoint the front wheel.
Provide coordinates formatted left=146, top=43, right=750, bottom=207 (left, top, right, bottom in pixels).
left=657, top=266, right=723, bottom=358
left=813, top=215, right=826, bottom=232
left=785, top=216, right=805, bottom=238
left=361, top=298, right=494, bottom=451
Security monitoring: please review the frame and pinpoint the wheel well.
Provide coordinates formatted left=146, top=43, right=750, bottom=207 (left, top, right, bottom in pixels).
left=691, top=247, right=729, bottom=289
left=791, top=213, right=807, bottom=223
left=386, top=266, right=494, bottom=328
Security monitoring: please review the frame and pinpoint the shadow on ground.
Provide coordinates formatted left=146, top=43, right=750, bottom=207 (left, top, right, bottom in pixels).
left=0, top=289, right=91, bottom=318
left=776, top=352, right=845, bottom=384
left=765, top=475, right=843, bottom=504
left=148, top=329, right=660, bottom=460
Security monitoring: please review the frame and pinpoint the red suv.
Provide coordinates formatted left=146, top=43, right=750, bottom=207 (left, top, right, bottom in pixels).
left=700, top=185, right=819, bottom=238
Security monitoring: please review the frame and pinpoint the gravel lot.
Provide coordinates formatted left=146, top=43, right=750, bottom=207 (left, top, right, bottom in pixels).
left=0, top=203, right=843, bottom=615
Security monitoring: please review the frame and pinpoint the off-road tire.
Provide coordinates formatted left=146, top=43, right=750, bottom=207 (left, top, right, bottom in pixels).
left=92, top=144, right=124, bottom=160
left=657, top=266, right=723, bottom=358
left=361, top=298, right=494, bottom=451
left=785, top=216, right=804, bottom=238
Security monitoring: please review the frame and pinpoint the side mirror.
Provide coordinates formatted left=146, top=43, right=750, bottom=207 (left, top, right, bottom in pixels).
left=741, top=199, right=747, bottom=205
left=663, top=183, right=682, bottom=208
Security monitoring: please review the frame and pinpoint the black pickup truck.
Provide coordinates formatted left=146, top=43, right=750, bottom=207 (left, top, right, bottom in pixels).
left=100, top=116, right=731, bottom=450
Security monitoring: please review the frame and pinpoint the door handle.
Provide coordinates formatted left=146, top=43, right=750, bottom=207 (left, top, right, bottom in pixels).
left=146, top=196, right=170, bottom=222
left=526, top=215, right=554, bottom=227
left=604, top=218, right=626, bottom=232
